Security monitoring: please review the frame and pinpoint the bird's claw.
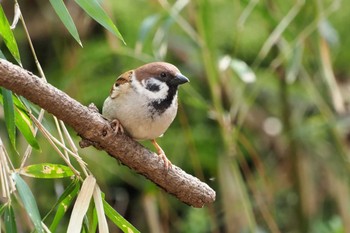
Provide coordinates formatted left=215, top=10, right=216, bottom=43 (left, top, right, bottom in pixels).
left=158, top=151, right=172, bottom=170
left=110, top=119, right=124, bottom=135
left=151, top=139, right=172, bottom=170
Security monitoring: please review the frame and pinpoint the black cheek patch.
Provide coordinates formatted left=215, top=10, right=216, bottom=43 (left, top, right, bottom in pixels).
left=145, top=82, right=161, bottom=92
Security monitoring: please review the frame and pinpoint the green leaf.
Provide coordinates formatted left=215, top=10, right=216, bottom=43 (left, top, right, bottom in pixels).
left=4, top=205, right=17, bottom=233
left=230, top=58, right=256, bottom=83
left=2, top=88, right=16, bottom=149
left=74, top=0, right=125, bottom=44
left=49, top=180, right=80, bottom=232
left=49, top=0, right=82, bottom=46
left=15, top=107, right=40, bottom=150
left=0, top=5, right=21, bottom=65
left=0, top=48, right=6, bottom=58
left=138, top=14, right=160, bottom=43
left=0, top=92, right=40, bottom=150
left=43, top=179, right=78, bottom=220
left=0, top=203, right=7, bottom=216
left=12, top=94, right=28, bottom=113
left=103, top=199, right=140, bottom=233
left=20, top=163, right=74, bottom=179
left=86, top=202, right=98, bottom=233
left=12, top=173, right=43, bottom=233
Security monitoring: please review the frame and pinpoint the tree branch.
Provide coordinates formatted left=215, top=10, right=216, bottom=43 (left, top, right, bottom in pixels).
left=0, top=59, right=215, bottom=208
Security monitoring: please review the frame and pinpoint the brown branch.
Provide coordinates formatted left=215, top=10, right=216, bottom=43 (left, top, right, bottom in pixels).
left=0, top=59, right=215, bottom=207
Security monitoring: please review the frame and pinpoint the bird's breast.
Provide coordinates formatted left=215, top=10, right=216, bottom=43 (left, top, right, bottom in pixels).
left=102, top=90, right=178, bottom=140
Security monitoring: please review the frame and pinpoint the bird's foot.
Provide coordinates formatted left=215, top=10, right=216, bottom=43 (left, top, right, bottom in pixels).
left=151, top=139, right=172, bottom=170
left=158, top=151, right=172, bottom=170
left=110, top=119, right=124, bottom=135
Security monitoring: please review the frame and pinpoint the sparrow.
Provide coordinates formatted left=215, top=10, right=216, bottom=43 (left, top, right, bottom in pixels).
left=102, top=62, right=189, bottom=169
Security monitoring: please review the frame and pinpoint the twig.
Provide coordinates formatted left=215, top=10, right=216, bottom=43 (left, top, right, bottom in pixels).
left=0, top=59, right=215, bottom=208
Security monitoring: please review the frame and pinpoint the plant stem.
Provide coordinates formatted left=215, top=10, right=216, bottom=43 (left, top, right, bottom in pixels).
left=280, top=72, right=308, bottom=232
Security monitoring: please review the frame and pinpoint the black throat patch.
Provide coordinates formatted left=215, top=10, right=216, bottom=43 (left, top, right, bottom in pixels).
left=149, top=85, right=178, bottom=115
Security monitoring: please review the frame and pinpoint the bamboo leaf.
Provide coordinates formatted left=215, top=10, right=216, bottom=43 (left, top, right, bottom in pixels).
left=0, top=92, right=40, bottom=150
left=43, top=179, right=79, bottom=220
left=49, top=180, right=80, bottom=232
left=19, top=163, right=74, bottom=179
left=15, top=107, right=40, bottom=150
left=319, top=19, right=339, bottom=46
left=10, top=3, right=20, bottom=30
left=67, top=175, right=96, bottom=233
left=49, top=0, right=82, bottom=46
left=4, top=205, right=17, bottom=233
left=0, top=5, right=21, bottom=65
left=86, top=203, right=98, bottom=233
left=103, top=198, right=140, bottom=233
left=74, top=0, right=125, bottom=44
left=12, top=173, right=43, bottom=233
left=12, top=94, right=28, bottom=113
left=230, top=58, right=256, bottom=83
left=138, top=14, right=160, bottom=43
left=93, top=185, right=109, bottom=233
left=1, top=88, right=16, bottom=149
left=0, top=203, right=6, bottom=216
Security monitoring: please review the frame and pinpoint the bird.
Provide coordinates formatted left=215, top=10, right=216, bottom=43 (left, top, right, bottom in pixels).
left=102, top=62, right=189, bottom=169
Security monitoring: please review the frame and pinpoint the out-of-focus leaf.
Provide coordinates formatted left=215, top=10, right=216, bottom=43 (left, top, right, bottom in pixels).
left=19, top=163, right=74, bottom=179
left=103, top=198, right=140, bottom=233
left=0, top=49, right=5, bottom=58
left=0, top=5, right=21, bottom=65
left=4, top=205, right=17, bottom=233
left=49, top=0, right=82, bottom=46
left=230, top=58, right=256, bottom=83
left=286, top=43, right=303, bottom=83
left=138, top=14, right=160, bottom=43
left=219, top=55, right=256, bottom=83
left=10, top=3, right=20, bottom=29
left=12, top=173, right=43, bottom=233
left=67, top=175, right=96, bottom=233
left=0, top=203, right=6, bottom=216
left=2, top=88, right=16, bottom=149
left=319, top=19, right=339, bottom=46
left=75, top=0, right=125, bottom=44
left=49, top=180, right=80, bottom=232
left=182, top=85, right=209, bottom=110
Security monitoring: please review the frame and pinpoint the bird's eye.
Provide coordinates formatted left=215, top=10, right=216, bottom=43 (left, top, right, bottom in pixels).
left=160, top=72, right=167, bottom=78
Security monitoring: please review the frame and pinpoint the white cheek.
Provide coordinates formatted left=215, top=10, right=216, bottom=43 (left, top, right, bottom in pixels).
left=133, top=76, right=169, bottom=100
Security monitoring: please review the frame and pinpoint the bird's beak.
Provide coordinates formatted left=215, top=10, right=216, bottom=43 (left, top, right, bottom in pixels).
left=171, top=73, right=189, bottom=85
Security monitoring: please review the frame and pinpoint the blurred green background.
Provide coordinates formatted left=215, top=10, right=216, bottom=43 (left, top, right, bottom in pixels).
left=2, top=0, right=350, bottom=232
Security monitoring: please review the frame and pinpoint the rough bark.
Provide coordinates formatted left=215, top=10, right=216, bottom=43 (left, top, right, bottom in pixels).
left=0, top=59, right=215, bottom=207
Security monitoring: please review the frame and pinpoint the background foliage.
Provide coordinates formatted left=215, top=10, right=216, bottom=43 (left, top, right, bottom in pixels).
left=1, top=0, right=350, bottom=232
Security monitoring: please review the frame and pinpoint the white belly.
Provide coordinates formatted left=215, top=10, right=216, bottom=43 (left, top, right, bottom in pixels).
left=102, top=91, right=178, bottom=140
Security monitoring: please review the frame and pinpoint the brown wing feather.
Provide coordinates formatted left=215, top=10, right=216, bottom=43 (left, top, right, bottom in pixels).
left=110, top=70, right=133, bottom=99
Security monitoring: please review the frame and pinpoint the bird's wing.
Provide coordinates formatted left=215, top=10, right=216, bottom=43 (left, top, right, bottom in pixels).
left=110, top=70, right=133, bottom=99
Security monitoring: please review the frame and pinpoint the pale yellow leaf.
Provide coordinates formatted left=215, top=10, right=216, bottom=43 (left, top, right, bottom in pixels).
left=93, top=185, right=109, bottom=233
left=67, top=175, right=96, bottom=233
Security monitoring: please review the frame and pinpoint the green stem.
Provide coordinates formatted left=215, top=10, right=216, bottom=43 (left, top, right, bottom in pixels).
left=194, top=1, right=257, bottom=231
left=280, top=73, right=308, bottom=232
